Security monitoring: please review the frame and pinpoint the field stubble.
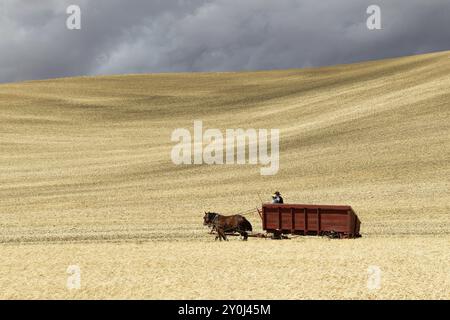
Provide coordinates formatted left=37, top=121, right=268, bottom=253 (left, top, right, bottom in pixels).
left=0, top=51, right=449, bottom=299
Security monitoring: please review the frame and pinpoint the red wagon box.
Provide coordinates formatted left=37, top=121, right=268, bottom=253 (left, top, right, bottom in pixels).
left=262, top=204, right=361, bottom=238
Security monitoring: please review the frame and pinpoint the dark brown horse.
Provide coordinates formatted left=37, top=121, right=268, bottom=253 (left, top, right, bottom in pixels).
left=203, top=211, right=252, bottom=241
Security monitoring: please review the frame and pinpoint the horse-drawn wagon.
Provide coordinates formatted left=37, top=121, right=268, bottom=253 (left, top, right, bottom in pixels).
left=204, top=203, right=361, bottom=240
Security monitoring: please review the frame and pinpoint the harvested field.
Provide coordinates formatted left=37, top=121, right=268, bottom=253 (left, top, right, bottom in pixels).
left=0, top=51, right=449, bottom=299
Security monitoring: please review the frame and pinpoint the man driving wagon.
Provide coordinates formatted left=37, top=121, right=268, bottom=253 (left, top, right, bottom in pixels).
left=271, top=191, right=284, bottom=204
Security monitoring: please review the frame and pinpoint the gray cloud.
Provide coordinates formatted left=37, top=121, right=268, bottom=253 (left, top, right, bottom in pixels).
left=0, top=0, right=449, bottom=83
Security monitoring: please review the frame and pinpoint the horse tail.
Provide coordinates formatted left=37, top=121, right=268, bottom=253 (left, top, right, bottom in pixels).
left=241, top=217, right=253, bottom=232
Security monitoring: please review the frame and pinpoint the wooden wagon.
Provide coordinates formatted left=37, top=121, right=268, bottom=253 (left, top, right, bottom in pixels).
left=261, top=203, right=361, bottom=238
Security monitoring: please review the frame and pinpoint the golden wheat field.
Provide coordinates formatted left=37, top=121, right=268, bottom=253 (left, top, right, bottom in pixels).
left=0, top=51, right=449, bottom=299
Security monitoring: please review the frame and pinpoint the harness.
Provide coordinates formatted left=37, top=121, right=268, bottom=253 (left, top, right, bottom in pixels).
left=211, top=213, right=219, bottom=227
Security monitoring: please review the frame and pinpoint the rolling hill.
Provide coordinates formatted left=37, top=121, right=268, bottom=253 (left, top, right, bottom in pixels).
left=0, top=51, right=449, bottom=299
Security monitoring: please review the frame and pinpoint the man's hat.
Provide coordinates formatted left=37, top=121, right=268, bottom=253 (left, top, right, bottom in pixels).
left=273, top=191, right=280, bottom=196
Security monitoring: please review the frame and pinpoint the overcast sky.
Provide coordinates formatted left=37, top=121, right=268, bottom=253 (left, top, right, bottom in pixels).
left=1, top=0, right=449, bottom=83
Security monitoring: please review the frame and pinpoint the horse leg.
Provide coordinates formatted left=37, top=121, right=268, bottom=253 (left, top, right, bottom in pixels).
left=215, top=227, right=220, bottom=241
left=220, top=229, right=228, bottom=241
left=241, top=231, right=248, bottom=241
left=216, top=228, right=224, bottom=241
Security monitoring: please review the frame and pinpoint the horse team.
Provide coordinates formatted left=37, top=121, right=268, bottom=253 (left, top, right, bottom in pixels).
left=203, top=212, right=253, bottom=241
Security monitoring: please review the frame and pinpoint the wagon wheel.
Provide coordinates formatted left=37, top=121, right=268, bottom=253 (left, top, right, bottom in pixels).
left=272, top=230, right=283, bottom=239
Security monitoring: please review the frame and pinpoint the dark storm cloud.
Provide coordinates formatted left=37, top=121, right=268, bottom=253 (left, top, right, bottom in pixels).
left=0, top=0, right=449, bottom=83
